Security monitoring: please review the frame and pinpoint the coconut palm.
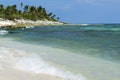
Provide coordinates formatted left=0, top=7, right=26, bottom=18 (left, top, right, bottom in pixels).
left=0, top=4, right=4, bottom=13
left=0, top=3, right=59, bottom=21
left=20, top=2, right=23, bottom=12
left=24, top=5, right=29, bottom=12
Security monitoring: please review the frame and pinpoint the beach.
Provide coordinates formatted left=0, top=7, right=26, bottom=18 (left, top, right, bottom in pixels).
left=0, top=69, right=62, bottom=80
left=0, top=1, right=119, bottom=80
left=0, top=18, right=64, bottom=28
left=0, top=46, right=62, bottom=80
left=0, top=40, right=87, bottom=80
left=0, top=25, right=120, bottom=80
left=0, top=19, right=70, bottom=80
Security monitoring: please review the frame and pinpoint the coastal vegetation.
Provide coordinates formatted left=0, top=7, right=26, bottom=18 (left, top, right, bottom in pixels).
left=0, top=3, right=59, bottom=21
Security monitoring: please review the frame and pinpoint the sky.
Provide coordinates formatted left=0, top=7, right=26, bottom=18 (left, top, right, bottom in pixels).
left=0, top=0, right=120, bottom=24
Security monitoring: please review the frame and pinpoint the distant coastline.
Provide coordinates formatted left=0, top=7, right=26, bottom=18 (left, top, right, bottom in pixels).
left=0, top=4, right=64, bottom=29
left=0, top=18, right=64, bottom=29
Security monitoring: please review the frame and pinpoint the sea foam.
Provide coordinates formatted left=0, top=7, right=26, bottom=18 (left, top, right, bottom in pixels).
left=0, top=46, right=87, bottom=80
left=0, top=30, right=8, bottom=35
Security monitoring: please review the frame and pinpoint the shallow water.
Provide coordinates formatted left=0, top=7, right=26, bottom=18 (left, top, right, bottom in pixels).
left=1, top=24, right=120, bottom=62
left=0, top=24, right=120, bottom=80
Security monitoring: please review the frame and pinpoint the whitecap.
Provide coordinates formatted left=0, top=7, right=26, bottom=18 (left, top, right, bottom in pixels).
left=0, top=30, right=8, bottom=35
left=25, top=26, right=34, bottom=29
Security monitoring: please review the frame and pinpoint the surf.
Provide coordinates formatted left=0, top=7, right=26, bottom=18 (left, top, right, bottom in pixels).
left=0, top=30, right=8, bottom=35
left=0, top=24, right=120, bottom=80
left=0, top=46, right=87, bottom=80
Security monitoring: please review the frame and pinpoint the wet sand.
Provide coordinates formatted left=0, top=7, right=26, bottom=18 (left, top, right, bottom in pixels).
left=0, top=68, right=62, bottom=80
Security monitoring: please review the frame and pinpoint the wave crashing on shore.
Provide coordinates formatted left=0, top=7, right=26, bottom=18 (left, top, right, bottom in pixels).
left=0, top=46, right=87, bottom=80
left=0, top=30, right=8, bottom=35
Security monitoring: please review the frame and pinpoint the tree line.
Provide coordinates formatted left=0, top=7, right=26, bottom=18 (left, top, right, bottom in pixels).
left=0, top=3, right=59, bottom=21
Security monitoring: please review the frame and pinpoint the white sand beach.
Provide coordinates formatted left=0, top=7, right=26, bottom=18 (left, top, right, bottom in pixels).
left=0, top=39, right=87, bottom=80
left=0, top=18, right=64, bottom=80
left=0, top=18, right=16, bottom=27
left=0, top=38, right=120, bottom=80
left=0, top=69, right=62, bottom=80
left=0, top=46, right=63, bottom=80
left=0, top=18, right=63, bottom=28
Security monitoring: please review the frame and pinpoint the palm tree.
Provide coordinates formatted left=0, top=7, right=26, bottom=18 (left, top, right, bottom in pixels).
left=24, top=5, right=29, bottom=12
left=51, top=14, right=56, bottom=19
left=29, top=6, right=37, bottom=20
left=20, top=2, right=23, bottom=12
left=11, top=5, right=17, bottom=14
left=41, top=8, right=47, bottom=18
left=37, top=6, right=42, bottom=13
left=29, top=6, right=34, bottom=13
left=0, top=4, right=4, bottom=14
left=4, top=6, right=12, bottom=19
left=57, top=17, right=60, bottom=21
left=18, top=10, right=22, bottom=14
left=0, top=3, right=58, bottom=21
left=5, top=6, right=11, bottom=15
left=48, top=12, right=53, bottom=17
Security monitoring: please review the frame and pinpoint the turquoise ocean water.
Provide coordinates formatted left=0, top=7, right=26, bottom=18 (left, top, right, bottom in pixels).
left=0, top=24, right=120, bottom=80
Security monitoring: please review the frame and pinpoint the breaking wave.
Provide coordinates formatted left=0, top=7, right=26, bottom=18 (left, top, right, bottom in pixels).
left=0, top=46, right=87, bottom=80
left=0, top=30, right=8, bottom=35
left=82, top=26, right=120, bottom=31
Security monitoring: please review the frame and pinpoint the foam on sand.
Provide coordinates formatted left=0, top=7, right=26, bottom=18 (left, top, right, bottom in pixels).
left=0, top=46, right=87, bottom=80
left=1, top=38, right=120, bottom=80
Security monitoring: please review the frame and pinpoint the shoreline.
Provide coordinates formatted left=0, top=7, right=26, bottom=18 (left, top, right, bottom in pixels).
left=0, top=37, right=120, bottom=80
left=0, top=68, right=62, bottom=80
left=0, top=18, right=64, bottom=29
left=0, top=39, right=88, bottom=80
left=0, top=45, right=63, bottom=80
